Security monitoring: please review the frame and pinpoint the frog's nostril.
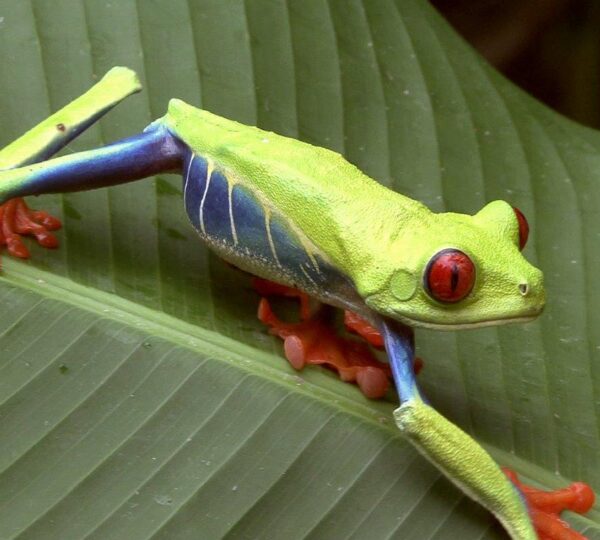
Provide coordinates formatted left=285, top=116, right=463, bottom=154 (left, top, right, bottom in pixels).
left=519, top=283, right=529, bottom=296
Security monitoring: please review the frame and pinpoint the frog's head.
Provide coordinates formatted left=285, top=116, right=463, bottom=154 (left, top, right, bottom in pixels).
left=361, top=200, right=545, bottom=330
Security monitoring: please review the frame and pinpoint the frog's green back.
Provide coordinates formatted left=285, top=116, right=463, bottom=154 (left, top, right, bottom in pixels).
left=162, top=99, right=426, bottom=275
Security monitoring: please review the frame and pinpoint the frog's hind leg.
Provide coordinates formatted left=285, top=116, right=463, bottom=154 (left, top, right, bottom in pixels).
left=253, top=277, right=393, bottom=399
left=0, top=123, right=184, bottom=207
left=0, top=67, right=143, bottom=259
left=0, top=122, right=185, bottom=260
left=0, top=67, right=141, bottom=170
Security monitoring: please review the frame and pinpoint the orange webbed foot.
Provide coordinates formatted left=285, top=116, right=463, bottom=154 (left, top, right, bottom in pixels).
left=253, top=278, right=408, bottom=399
left=504, top=468, right=595, bottom=540
left=0, top=198, right=61, bottom=259
left=257, top=294, right=390, bottom=398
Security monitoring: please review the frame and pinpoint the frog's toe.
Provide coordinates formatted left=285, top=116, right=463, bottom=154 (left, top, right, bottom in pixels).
left=504, top=468, right=595, bottom=540
left=356, top=367, right=389, bottom=399
left=257, top=296, right=314, bottom=370
left=29, top=209, right=61, bottom=230
left=283, top=335, right=307, bottom=370
left=1, top=199, right=30, bottom=258
left=14, top=198, right=60, bottom=248
left=0, top=198, right=61, bottom=259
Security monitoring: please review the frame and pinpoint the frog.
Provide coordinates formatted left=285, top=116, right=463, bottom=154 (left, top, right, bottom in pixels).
left=0, top=67, right=594, bottom=540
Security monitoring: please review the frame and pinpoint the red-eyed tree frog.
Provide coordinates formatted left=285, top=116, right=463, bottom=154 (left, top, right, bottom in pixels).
left=0, top=67, right=594, bottom=540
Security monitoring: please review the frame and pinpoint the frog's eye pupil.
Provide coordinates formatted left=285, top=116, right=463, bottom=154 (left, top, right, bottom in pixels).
left=513, top=207, right=529, bottom=250
left=425, top=249, right=475, bottom=303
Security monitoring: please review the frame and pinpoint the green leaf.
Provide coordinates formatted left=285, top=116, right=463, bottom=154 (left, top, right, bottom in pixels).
left=0, top=0, right=599, bottom=538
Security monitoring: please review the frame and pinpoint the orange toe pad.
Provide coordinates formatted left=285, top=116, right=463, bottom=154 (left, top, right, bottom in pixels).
left=504, top=468, right=595, bottom=540
left=0, top=198, right=61, bottom=260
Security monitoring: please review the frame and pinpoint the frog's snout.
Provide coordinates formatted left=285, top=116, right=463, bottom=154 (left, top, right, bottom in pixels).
left=518, top=268, right=545, bottom=315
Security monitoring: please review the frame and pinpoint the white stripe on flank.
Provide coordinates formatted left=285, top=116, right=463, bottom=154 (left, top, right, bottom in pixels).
left=300, top=265, right=318, bottom=287
left=199, top=160, right=214, bottom=234
left=183, top=153, right=194, bottom=209
left=296, top=235, right=321, bottom=273
left=265, top=212, right=282, bottom=268
left=228, top=181, right=238, bottom=245
left=307, top=249, right=320, bottom=273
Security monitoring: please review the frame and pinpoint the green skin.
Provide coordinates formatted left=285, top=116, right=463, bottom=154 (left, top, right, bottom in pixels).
left=0, top=68, right=545, bottom=539
left=164, top=100, right=544, bottom=330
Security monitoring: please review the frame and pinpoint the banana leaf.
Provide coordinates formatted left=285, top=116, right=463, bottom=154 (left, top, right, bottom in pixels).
left=0, top=0, right=599, bottom=538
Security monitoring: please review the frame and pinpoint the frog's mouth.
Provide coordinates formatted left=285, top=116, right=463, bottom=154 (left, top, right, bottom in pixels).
left=390, top=310, right=542, bottom=331
left=409, top=314, right=540, bottom=331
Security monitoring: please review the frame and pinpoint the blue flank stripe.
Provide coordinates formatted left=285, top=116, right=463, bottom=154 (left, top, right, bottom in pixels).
left=231, top=184, right=274, bottom=263
left=183, top=153, right=207, bottom=230
left=203, top=169, right=235, bottom=244
left=182, top=152, right=349, bottom=292
left=269, top=214, right=315, bottom=274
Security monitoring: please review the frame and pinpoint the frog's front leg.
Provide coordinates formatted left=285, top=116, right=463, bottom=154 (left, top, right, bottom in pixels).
left=378, top=318, right=538, bottom=540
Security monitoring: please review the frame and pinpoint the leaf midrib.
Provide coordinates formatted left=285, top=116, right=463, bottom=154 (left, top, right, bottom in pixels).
left=2, top=256, right=599, bottom=533
left=0, top=257, right=396, bottom=429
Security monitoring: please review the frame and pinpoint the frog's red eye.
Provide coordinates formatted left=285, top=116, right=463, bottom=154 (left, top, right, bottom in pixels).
left=425, top=249, right=475, bottom=303
left=513, top=207, right=529, bottom=251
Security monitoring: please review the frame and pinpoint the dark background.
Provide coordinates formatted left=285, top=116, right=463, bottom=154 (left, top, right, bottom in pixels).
left=433, top=0, right=600, bottom=128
